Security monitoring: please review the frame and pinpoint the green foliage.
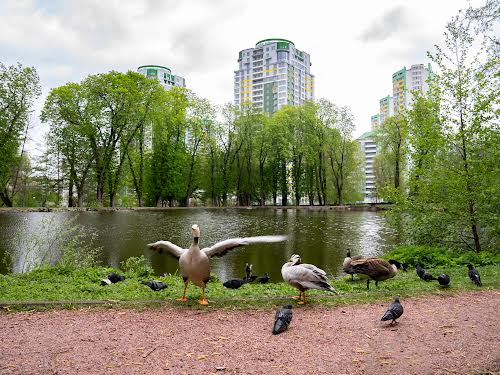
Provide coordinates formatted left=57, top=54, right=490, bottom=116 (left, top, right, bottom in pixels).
left=120, top=255, right=154, bottom=278
left=5, top=215, right=102, bottom=273
left=380, top=3, right=499, bottom=252
left=0, top=62, right=41, bottom=207
left=383, top=245, right=500, bottom=268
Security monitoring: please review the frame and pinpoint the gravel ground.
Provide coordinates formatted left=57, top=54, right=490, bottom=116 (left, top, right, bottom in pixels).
left=0, top=290, right=499, bottom=374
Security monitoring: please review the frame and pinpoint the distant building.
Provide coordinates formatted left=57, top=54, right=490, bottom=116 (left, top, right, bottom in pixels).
left=379, top=95, right=394, bottom=124
left=392, top=63, right=432, bottom=113
left=359, top=63, right=433, bottom=202
left=137, top=65, right=185, bottom=90
left=357, top=131, right=378, bottom=203
left=234, top=38, right=314, bottom=114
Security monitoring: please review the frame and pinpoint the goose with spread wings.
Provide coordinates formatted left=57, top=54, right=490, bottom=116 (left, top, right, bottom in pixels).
left=148, top=224, right=287, bottom=305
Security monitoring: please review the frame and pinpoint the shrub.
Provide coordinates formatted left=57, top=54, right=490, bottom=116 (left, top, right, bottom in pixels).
left=120, top=256, right=154, bottom=278
left=383, top=245, right=500, bottom=268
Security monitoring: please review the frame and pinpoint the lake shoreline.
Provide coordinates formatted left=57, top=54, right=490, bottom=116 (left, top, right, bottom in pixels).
left=0, top=204, right=389, bottom=213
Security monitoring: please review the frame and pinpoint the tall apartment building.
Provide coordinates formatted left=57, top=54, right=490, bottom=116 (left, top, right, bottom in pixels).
left=392, top=63, right=432, bottom=113
left=137, top=65, right=186, bottom=90
left=361, top=63, right=432, bottom=202
left=379, top=95, right=394, bottom=124
left=357, top=131, right=378, bottom=203
left=234, top=38, right=314, bottom=114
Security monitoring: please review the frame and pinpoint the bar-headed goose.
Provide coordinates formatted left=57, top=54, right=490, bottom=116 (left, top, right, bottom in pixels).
left=281, top=254, right=337, bottom=304
left=148, top=224, right=287, bottom=305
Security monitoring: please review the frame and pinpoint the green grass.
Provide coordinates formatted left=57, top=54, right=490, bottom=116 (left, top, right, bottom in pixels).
left=0, top=263, right=499, bottom=311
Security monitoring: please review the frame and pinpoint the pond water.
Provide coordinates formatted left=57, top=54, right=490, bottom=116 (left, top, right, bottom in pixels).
left=0, top=208, right=397, bottom=281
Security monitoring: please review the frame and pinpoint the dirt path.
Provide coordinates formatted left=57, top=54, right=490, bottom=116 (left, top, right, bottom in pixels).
left=1, top=291, right=499, bottom=375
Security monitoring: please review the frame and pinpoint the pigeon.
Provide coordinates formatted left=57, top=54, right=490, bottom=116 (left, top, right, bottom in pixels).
left=415, top=263, right=436, bottom=281
left=108, top=272, right=126, bottom=283
left=437, top=274, right=450, bottom=286
left=381, top=296, right=404, bottom=325
left=100, top=272, right=126, bottom=286
left=256, top=272, right=270, bottom=284
left=467, top=264, right=482, bottom=286
left=272, top=305, right=293, bottom=335
left=223, top=278, right=250, bottom=289
left=141, top=280, right=168, bottom=291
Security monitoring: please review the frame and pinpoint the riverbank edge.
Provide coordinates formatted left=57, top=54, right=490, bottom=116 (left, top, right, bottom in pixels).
left=0, top=204, right=389, bottom=213
left=1, top=286, right=498, bottom=312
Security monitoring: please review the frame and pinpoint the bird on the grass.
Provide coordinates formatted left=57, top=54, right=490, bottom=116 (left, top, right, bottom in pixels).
left=245, top=263, right=253, bottom=280
left=343, top=258, right=399, bottom=289
left=342, top=250, right=365, bottom=280
left=381, top=296, right=404, bottom=325
left=437, top=274, right=450, bottom=287
left=281, top=254, right=337, bottom=304
left=223, top=278, right=250, bottom=289
left=389, top=259, right=408, bottom=272
left=415, top=263, right=437, bottom=281
left=467, top=264, right=482, bottom=286
left=148, top=224, right=287, bottom=305
left=141, top=280, right=168, bottom=291
left=100, top=272, right=126, bottom=286
left=272, top=305, right=293, bottom=335
left=257, top=272, right=270, bottom=284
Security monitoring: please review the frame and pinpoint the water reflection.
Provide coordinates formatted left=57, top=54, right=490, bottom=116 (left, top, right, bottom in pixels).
left=0, top=209, right=397, bottom=280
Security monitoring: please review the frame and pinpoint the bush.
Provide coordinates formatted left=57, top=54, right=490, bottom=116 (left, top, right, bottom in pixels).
left=383, top=245, right=500, bottom=268
left=120, top=256, right=154, bottom=278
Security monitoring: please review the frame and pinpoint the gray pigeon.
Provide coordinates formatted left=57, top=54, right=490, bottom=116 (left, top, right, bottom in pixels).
left=223, top=278, right=250, bottom=289
left=437, top=274, right=450, bottom=286
left=141, top=280, right=168, bottom=291
left=100, top=272, right=126, bottom=286
left=381, top=296, right=404, bottom=325
left=415, top=263, right=436, bottom=281
left=467, top=264, right=482, bottom=286
left=273, top=305, right=293, bottom=335
left=257, top=272, right=270, bottom=284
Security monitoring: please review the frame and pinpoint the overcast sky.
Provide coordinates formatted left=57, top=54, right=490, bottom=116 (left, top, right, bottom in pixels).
left=0, top=0, right=481, bottom=154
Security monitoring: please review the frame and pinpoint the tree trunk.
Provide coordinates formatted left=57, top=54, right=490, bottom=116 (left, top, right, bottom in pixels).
left=77, top=188, right=84, bottom=207
left=0, top=191, right=13, bottom=207
left=109, top=192, right=116, bottom=208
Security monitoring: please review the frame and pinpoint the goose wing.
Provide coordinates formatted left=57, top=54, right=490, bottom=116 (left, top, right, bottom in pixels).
left=147, top=240, right=186, bottom=259
left=203, top=235, right=287, bottom=258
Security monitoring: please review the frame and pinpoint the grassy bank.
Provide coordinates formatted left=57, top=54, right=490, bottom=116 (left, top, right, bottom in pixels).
left=1, top=261, right=498, bottom=311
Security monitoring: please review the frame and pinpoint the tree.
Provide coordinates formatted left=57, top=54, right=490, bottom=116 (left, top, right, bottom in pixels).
left=0, top=62, right=41, bottom=206
left=326, top=105, right=358, bottom=205
left=373, top=114, right=408, bottom=199
left=315, top=99, right=338, bottom=205
left=82, top=71, right=162, bottom=207
left=394, top=2, right=499, bottom=252
left=42, top=83, right=94, bottom=207
left=179, top=94, right=214, bottom=206
left=146, top=87, right=189, bottom=207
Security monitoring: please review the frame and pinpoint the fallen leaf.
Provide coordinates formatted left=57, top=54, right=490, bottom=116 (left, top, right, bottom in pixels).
left=197, top=355, right=208, bottom=360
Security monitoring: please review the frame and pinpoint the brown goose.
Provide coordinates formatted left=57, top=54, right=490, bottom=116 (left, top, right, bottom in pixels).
left=344, top=258, right=398, bottom=289
left=148, top=224, right=287, bottom=305
left=342, top=250, right=365, bottom=280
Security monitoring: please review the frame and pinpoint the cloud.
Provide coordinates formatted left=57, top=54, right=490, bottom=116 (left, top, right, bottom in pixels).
left=358, top=6, right=410, bottom=42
